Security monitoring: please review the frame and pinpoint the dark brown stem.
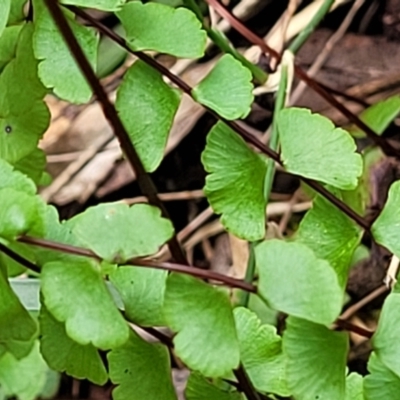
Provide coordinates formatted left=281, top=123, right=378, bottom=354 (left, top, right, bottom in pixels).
left=234, top=365, right=263, bottom=400
left=18, top=236, right=257, bottom=292
left=65, top=6, right=371, bottom=231
left=43, top=0, right=187, bottom=265
left=335, top=318, right=374, bottom=338
left=0, top=242, right=41, bottom=274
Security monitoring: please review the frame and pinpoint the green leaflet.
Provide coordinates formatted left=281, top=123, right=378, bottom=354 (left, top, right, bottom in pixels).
left=283, top=317, right=349, bottom=400
left=33, top=4, right=99, bottom=104
left=13, top=148, right=47, bottom=186
left=0, top=268, right=37, bottom=356
left=371, top=293, right=400, bottom=378
left=234, top=307, right=290, bottom=396
left=256, top=240, right=342, bottom=325
left=108, top=331, right=177, bottom=400
left=350, top=95, right=400, bottom=137
left=0, top=188, right=44, bottom=240
left=68, top=202, right=174, bottom=263
left=110, top=266, right=167, bottom=326
left=0, top=0, right=10, bottom=38
left=116, top=61, right=181, bottom=172
left=202, top=122, right=267, bottom=241
left=0, top=158, right=36, bottom=195
left=345, top=373, right=364, bottom=400
left=0, top=23, right=50, bottom=164
left=296, top=192, right=362, bottom=288
left=193, top=54, right=254, bottom=120
left=0, top=341, right=48, bottom=400
left=39, top=305, right=108, bottom=385
left=41, top=259, right=129, bottom=350
left=8, top=0, right=26, bottom=25
left=117, top=1, right=207, bottom=58
left=278, top=108, right=363, bottom=190
left=185, top=373, right=244, bottom=400
left=163, top=273, right=240, bottom=377
left=61, top=0, right=125, bottom=11
left=0, top=25, right=21, bottom=72
left=364, top=352, right=400, bottom=399
left=371, top=180, right=400, bottom=258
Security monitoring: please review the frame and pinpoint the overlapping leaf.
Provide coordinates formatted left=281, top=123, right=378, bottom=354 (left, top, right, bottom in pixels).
left=14, top=148, right=47, bottom=186
left=0, top=269, right=37, bottom=357
left=68, top=203, right=174, bottom=263
left=0, top=188, right=44, bottom=240
left=364, top=352, right=400, bottom=399
left=193, top=54, right=254, bottom=120
left=33, top=6, right=99, bottom=104
left=345, top=373, right=364, bottom=400
left=8, top=0, right=26, bottom=25
left=39, top=305, right=107, bottom=385
left=371, top=293, right=400, bottom=378
left=0, top=158, right=36, bottom=195
left=234, top=307, right=290, bottom=396
left=256, top=240, right=342, bottom=325
left=0, top=0, right=10, bottom=37
left=0, top=25, right=21, bottom=71
left=350, top=95, right=400, bottom=137
left=202, top=122, right=267, bottom=241
left=185, top=373, right=243, bottom=400
left=0, top=342, right=48, bottom=400
left=41, top=259, right=129, bottom=349
left=371, top=180, right=400, bottom=257
left=283, top=317, right=348, bottom=400
left=296, top=193, right=362, bottom=288
left=277, top=108, right=363, bottom=190
left=116, top=61, right=181, bottom=172
left=163, top=273, right=240, bottom=377
left=0, top=24, right=49, bottom=163
left=108, top=331, right=177, bottom=400
left=117, top=2, right=206, bottom=58
left=110, top=266, right=167, bottom=326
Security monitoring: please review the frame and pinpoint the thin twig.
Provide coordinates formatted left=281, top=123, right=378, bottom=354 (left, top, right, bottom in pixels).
left=0, top=242, right=41, bottom=274
left=335, top=318, right=374, bottom=338
left=18, top=236, right=256, bottom=292
left=43, top=0, right=187, bottom=265
left=340, top=285, right=389, bottom=321
left=291, top=0, right=366, bottom=103
left=234, top=365, right=263, bottom=400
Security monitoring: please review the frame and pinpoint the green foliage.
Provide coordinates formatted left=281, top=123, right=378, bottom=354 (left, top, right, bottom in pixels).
left=283, top=317, right=349, bottom=399
left=33, top=4, right=99, bottom=104
left=278, top=107, right=363, bottom=190
left=350, top=95, right=400, bottom=137
left=185, top=373, right=243, bottom=399
left=116, top=60, right=181, bottom=172
left=108, top=331, right=177, bottom=400
left=39, top=305, right=108, bottom=384
left=1, top=2, right=400, bottom=398
left=163, top=273, right=240, bottom=377
left=372, top=180, right=400, bottom=257
left=110, top=266, right=167, bottom=326
left=256, top=240, right=343, bottom=325
left=0, top=23, right=50, bottom=164
left=0, top=342, right=48, bottom=400
left=41, top=260, right=129, bottom=349
left=117, top=1, right=207, bottom=58
left=202, top=121, right=267, bottom=241
left=234, top=307, right=290, bottom=395
left=68, top=202, right=174, bottom=263
left=193, top=54, right=254, bottom=120
left=364, top=352, right=400, bottom=399
left=296, top=192, right=362, bottom=287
